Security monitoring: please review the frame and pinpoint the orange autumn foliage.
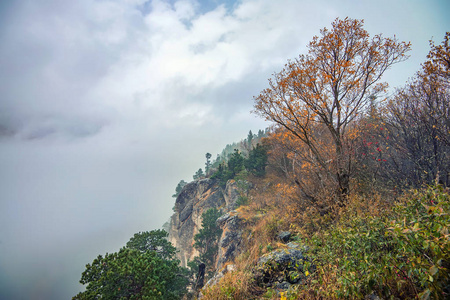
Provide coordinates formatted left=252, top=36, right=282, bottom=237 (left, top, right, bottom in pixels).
left=423, top=32, right=450, bottom=80
left=253, top=18, right=411, bottom=205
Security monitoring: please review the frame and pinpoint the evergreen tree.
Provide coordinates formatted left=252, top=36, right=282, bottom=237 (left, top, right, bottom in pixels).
left=211, top=150, right=245, bottom=187
left=205, top=153, right=212, bottom=175
left=193, top=208, right=223, bottom=278
left=126, top=230, right=176, bottom=260
left=73, top=230, right=187, bottom=300
left=172, top=180, right=187, bottom=198
left=193, top=168, right=204, bottom=180
left=227, top=149, right=245, bottom=177
left=245, top=144, right=268, bottom=177
left=247, top=130, right=254, bottom=148
left=257, top=129, right=265, bottom=139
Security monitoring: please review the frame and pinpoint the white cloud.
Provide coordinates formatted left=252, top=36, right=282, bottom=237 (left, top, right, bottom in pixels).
left=80, top=0, right=336, bottom=135
left=174, top=0, right=198, bottom=20
left=0, top=0, right=356, bottom=139
left=2, top=0, right=444, bottom=141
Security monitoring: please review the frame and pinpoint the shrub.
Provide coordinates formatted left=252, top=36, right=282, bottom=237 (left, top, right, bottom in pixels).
left=301, top=185, right=449, bottom=299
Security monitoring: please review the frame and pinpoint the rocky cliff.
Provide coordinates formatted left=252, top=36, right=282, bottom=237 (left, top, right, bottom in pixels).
left=169, top=178, right=311, bottom=297
left=168, top=178, right=242, bottom=268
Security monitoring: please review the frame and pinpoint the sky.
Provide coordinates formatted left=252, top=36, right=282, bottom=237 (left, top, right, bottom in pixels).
left=0, top=0, right=448, bottom=298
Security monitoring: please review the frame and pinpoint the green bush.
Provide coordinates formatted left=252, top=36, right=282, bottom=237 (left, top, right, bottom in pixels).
left=73, top=230, right=188, bottom=300
left=387, top=185, right=450, bottom=299
left=305, top=185, right=449, bottom=299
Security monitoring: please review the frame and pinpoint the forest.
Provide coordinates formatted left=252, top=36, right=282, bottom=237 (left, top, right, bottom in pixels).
left=74, top=18, right=449, bottom=299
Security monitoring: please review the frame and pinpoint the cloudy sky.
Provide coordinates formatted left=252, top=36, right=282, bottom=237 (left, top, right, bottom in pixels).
left=0, top=0, right=448, bottom=298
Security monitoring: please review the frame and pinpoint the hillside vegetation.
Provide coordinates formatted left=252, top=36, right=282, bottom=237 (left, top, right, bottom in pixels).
left=74, top=19, right=449, bottom=299
left=197, top=20, right=449, bottom=300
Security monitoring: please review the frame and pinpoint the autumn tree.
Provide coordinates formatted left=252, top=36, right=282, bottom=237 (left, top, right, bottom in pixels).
left=350, top=32, right=450, bottom=191
left=385, top=32, right=450, bottom=187
left=253, top=18, right=410, bottom=205
left=423, top=32, right=450, bottom=80
left=264, top=127, right=337, bottom=206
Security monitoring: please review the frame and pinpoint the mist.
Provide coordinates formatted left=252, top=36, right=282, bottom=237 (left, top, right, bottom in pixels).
left=0, top=0, right=448, bottom=298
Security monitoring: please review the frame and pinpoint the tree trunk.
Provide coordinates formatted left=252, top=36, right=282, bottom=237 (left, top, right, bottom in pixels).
left=337, top=171, right=349, bottom=205
left=195, top=263, right=206, bottom=290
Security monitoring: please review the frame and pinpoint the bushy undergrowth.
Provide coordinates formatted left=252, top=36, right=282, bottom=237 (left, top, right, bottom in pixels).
left=296, top=185, right=450, bottom=299
left=201, top=185, right=449, bottom=300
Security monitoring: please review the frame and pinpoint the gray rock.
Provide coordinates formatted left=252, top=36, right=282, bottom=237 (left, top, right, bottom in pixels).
left=254, top=248, right=307, bottom=289
left=179, top=201, right=193, bottom=222
left=220, top=230, right=238, bottom=248
left=216, top=212, right=233, bottom=227
left=216, top=212, right=243, bottom=269
left=286, top=242, right=299, bottom=249
left=365, top=292, right=382, bottom=300
left=224, top=180, right=241, bottom=210
left=275, top=281, right=292, bottom=290
left=168, top=179, right=226, bottom=267
left=258, top=248, right=304, bottom=266
left=277, top=231, right=291, bottom=243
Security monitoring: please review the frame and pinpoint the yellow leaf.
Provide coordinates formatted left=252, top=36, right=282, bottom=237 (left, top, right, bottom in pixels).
left=429, top=265, right=438, bottom=276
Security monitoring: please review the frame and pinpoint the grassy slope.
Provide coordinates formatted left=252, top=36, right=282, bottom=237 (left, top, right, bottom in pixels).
left=200, top=171, right=450, bottom=299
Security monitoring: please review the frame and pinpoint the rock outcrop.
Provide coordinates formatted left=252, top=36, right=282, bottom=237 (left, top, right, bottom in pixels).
left=169, top=177, right=312, bottom=297
left=168, top=178, right=226, bottom=267
left=168, top=178, right=243, bottom=268
left=216, top=211, right=244, bottom=270
left=223, top=180, right=241, bottom=210
left=253, top=242, right=309, bottom=291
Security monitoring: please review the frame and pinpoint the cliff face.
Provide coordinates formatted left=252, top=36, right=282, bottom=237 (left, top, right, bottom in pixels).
left=215, top=210, right=243, bottom=270
left=169, top=178, right=224, bottom=267
left=168, top=178, right=241, bottom=268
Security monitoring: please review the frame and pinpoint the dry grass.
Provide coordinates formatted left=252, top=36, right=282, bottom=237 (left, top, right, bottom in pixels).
left=200, top=268, right=258, bottom=300
left=200, top=173, right=309, bottom=299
